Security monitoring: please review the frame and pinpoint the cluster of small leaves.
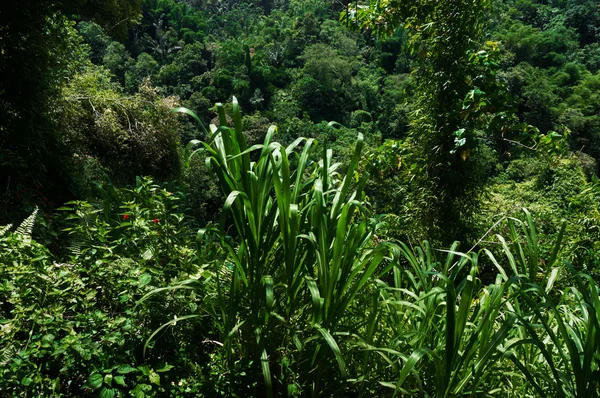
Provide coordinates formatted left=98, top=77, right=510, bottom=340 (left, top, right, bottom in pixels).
left=0, top=178, right=210, bottom=397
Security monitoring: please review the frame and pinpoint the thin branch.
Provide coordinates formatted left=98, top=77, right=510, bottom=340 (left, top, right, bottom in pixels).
left=467, top=205, right=521, bottom=253
left=503, top=138, right=539, bottom=152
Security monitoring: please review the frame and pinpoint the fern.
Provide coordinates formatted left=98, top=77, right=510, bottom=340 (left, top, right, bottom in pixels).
left=0, top=344, right=13, bottom=367
left=15, top=207, right=39, bottom=245
left=0, top=224, right=13, bottom=237
left=68, top=236, right=86, bottom=257
left=0, top=208, right=39, bottom=241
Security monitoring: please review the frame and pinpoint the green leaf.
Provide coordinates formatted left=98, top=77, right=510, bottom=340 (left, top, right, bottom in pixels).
left=149, top=371, right=160, bottom=386
left=117, top=364, right=137, bottom=374
left=87, top=373, right=103, bottom=390
left=132, top=390, right=146, bottom=398
left=99, top=388, right=115, bottom=398
left=396, top=347, right=430, bottom=390
left=21, top=377, right=33, bottom=386
left=113, top=375, right=126, bottom=387
left=314, top=324, right=347, bottom=378
left=172, top=107, right=209, bottom=136
left=103, top=373, right=113, bottom=387
left=132, top=383, right=152, bottom=398
left=142, top=249, right=153, bottom=261
left=143, top=315, right=200, bottom=358
left=155, top=363, right=174, bottom=373
left=138, top=273, right=151, bottom=287
left=41, top=333, right=55, bottom=344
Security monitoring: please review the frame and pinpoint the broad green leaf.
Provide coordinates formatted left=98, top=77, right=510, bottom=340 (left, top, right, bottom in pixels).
left=87, top=373, right=103, bottom=390
left=99, top=388, right=115, bottom=398
left=138, top=273, right=151, bottom=287
left=149, top=371, right=160, bottom=386
left=117, top=364, right=137, bottom=374
left=103, top=373, right=113, bottom=387
left=155, top=363, right=174, bottom=373
left=113, top=375, right=126, bottom=387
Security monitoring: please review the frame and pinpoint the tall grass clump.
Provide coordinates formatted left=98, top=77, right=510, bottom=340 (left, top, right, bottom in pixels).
left=167, top=97, right=397, bottom=396
left=362, top=241, right=519, bottom=396
left=356, top=208, right=600, bottom=397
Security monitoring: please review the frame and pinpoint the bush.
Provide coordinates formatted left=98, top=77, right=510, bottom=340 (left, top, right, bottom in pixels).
left=0, top=179, right=211, bottom=397
left=504, top=157, right=543, bottom=182
left=58, top=67, right=183, bottom=195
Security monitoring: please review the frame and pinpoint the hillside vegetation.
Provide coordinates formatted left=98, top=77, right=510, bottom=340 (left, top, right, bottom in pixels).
left=1, top=0, right=600, bottom=396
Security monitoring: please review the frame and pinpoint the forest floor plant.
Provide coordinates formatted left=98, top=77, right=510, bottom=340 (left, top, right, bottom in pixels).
left=0, top=180, right=208, bottom=397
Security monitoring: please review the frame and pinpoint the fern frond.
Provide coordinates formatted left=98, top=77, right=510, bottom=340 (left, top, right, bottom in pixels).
left=0, top=224, right=13, bottom=236
left=0, top=341, right=14, bottom=367
left=68, top=236, right=85, bottom=257
left=16, top=207, right=39, bottom=244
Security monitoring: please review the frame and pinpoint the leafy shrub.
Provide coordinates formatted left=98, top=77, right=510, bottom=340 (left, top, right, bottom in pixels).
left=0, top=179, right=210, bottom=397
left=180, top=155, right=223, bottom=225
left=58, top=67, right=183, bottom=195
left=505, top=157, right=544, bottom=182
left=478, top=155, right=600, bottom=280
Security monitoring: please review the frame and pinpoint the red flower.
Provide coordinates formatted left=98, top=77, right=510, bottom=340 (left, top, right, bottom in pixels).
left=151, top=219, right=160, bottom=223
left=123, top=214, right=130, bottom=220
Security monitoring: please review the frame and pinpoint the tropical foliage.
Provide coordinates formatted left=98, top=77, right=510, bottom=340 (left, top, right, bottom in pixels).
left=1, top=0, right=600, bottom=396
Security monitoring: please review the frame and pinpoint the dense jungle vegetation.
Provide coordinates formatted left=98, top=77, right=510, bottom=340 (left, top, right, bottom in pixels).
left=1, top=0, right=600, bottom=396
